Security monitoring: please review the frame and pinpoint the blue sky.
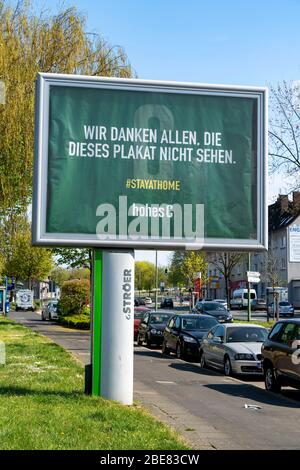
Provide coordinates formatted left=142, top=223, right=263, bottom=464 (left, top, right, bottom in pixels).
left=31, top=0, right=300, bottom=86
left=25, top=0, right=300, bottom=264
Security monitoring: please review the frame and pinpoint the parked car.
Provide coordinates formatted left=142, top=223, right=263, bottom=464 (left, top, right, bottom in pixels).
left=199, top=323, right=268, bottom=376
left=262, top=319, right=300, bottom=392
left=41, top=301, right=58, bottom=321
left=160, top=297, right=174, bottom=309
left=214, top=299, right=228, bottom=310
left=134, top=307, right=151, bottom=340
left=162, top=314, right=218, bottom=360
left=251, top=299, right=267, bottom=311
left=144, top=297, right=153, bottom=307
left=137, top=311, right=174, bottom=347
left=267, top=301, right=294, bottom=318
left=134, top=297, right=146, bottom=307
left=193, top=301, right=232, bottom=323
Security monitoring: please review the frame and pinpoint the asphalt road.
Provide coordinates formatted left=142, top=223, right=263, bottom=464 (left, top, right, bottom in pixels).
left=8, top=310, right=300, bottom=450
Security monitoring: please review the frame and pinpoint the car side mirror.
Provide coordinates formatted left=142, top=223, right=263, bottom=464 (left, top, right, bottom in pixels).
left=214, top=336, right=223, bottom=344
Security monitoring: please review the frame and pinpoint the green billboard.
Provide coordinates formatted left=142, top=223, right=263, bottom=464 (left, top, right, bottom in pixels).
left=33, top=74, right=267, bottom=250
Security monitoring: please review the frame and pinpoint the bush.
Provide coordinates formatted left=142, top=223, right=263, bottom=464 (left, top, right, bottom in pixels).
left=58, top=314, right=90, bottom=330
left=59, top=279, right=90, bottom=316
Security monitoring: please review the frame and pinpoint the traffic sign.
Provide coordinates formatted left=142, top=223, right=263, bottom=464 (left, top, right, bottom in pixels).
left=247, top=276, right=260, bottom=284
left=247, top=271, right=260, bottom=278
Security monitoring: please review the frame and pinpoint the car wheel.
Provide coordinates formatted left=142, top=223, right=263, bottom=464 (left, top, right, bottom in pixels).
left=176, top=342, right=184, bottom=360
left=264, top=365, right=281, bottom=392
left=41, top=312, right=45, bottom=321
left=146, top=335, right=152, bottom=348
left=224, top=356, right=232, bottom=376
left=199, top=351, right=207, bottom=368
left=137, top=333, right=143, bottom=346
left=162, top=340, right=170, bottom=355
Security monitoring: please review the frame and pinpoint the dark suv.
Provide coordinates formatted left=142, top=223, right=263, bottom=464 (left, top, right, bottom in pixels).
left=262, top=319, right=300, bottom=392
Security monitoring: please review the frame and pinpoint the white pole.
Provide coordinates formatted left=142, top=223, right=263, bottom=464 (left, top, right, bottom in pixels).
left=100, top=250, right=135, bottom=405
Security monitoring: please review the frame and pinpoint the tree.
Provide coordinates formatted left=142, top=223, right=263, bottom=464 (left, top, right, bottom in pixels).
left=135, top=261, right=156, bottom=294
left=5, top=222, right=53, bottom=288
left=168, top=251, right=208, bottom=290
left=181, top=252, right=208, bottom=287
left=0, top=0, right=133, bottom=216
left=4, top=219, right=53, bottom=289
left=269, top=81, right=300, bottom=189
left=168, top=251, right=186, bottom=287
left=52, top=248, right=92, bottom=269
left=209, top=252, right=245, bottom=305
left=261, top=251, right=286, bottom=321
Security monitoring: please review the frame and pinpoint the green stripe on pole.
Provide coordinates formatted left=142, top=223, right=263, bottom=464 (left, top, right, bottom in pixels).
left=92, top=249, right=102, bottom=395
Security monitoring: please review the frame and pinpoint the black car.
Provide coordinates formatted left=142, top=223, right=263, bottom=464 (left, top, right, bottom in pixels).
left=160, top=297, right=174, bottom=309
left=137, top=311, right=174, bottom=347
left=162, top=314, right=218, bottom=360
left=134, top=297, right=146, bottom=307
left=193, top=301, right=233, bottom=323
left=262, top=319, right=300, bottom=392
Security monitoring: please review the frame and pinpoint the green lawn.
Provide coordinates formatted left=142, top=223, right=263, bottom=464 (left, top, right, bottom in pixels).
left=233, top=319, right=276, bottom=329
left=0, top=319, right=187, bottom=450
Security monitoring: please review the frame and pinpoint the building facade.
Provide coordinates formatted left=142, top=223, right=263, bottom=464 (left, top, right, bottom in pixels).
left=206, top=193, right=300, bottom=306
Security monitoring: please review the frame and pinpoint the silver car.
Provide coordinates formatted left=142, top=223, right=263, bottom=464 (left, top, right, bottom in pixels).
left=267, top=301, right=294, bottom=318
left=199, top=323, right=269, bottom=376
left=41, top=301, right=58, bottom=321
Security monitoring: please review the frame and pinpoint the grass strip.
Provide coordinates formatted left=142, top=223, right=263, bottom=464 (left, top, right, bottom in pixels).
left=0, top=319, right=187, bottom=450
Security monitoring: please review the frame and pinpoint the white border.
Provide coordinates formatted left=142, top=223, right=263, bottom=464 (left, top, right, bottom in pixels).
left=32, top=73, right=268, bottom=251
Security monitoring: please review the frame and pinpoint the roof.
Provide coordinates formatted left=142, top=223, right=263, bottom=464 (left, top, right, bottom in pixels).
left=269, top=199, right=300, bottom=231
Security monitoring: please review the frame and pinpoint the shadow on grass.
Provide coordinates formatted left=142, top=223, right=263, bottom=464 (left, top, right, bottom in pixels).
left=0, top=385, right=84, bottom=399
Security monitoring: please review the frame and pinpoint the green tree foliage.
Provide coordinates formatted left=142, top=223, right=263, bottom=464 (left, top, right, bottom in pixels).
left=0, top=0, right=133, bottom=215
left=4, top=220, right=53, bottom=287
left=135, top=261, right=155, bottom=292
left=135, top=260, right=169, bottom=294
left=50, top=266, right=90, bottom=287
left=52, top=248, right=92, bottom=269
left=168, top=251, right=208, bottom=288
left=181, top=251, right=208, bottom=287
left=59, top=279, right=90, bottom=316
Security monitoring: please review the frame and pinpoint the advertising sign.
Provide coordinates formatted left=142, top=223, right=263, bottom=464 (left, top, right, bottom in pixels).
left=289, top=224, right=300, bottom=262
left=33, top=74, right=267, bottom=250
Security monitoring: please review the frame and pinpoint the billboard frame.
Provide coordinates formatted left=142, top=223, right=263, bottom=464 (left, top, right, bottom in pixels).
left=32, top=73, right=268, bottom=251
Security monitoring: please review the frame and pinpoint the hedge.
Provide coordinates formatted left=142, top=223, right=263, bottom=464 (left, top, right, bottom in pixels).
left=59, top=279, right=90, bottom=316
left=58, top=313, right=90, bottom=330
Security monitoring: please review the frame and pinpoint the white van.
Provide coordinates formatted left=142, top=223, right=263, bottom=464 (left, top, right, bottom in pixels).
left=230, top=289, right=257, bottom=309
left=16, top=289, right=34, bottom=311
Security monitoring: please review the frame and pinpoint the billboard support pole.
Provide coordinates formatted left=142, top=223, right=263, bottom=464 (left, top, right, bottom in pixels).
left=247, top=252, right=251, bottom=322
left=92, top=249, right=134, bottom=405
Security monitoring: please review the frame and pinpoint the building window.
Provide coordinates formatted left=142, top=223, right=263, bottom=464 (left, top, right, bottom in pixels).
left=281, top=258, right=286, bottom=269
left=281, top=236, right=286, bottom=248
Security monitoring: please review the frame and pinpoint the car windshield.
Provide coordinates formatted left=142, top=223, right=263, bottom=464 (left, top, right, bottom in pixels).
left=279, top=302, right=290, bottom=306
left=226, top=327, right=268, bottom=343
left=150, top=314, right=172, bottom=324
left=203, top=302, right=226, bottom=311
left=134, top=311, right=145, bottom=319
left=181, top=317, right=217, bottom=330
